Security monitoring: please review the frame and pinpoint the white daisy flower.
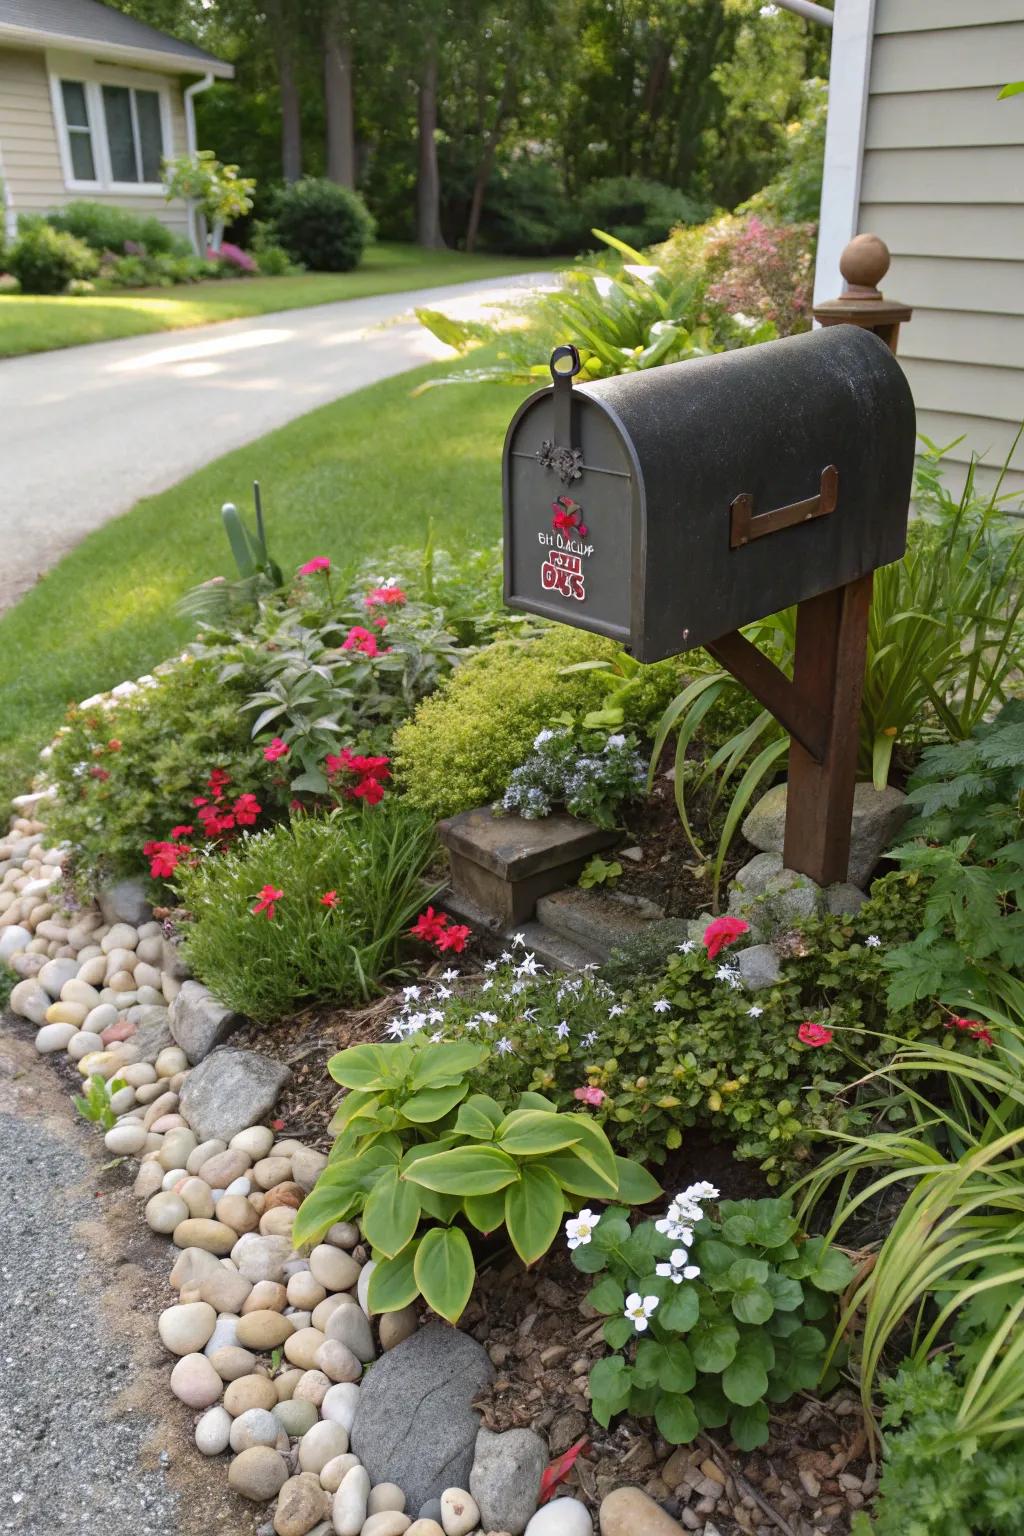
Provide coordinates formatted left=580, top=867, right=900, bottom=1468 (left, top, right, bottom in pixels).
left=565, top=1208, right=600, bottom=1249
left=655, top=1248, right=701, bottom=1284
left=624, top=1293, right=660, bottom=1332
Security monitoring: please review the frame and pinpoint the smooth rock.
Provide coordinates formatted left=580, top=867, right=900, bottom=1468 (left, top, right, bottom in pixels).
left=195, top=1404, right=233, bottom=1455
left=170, top=1352, right=223, bottom=1409
left=293, top=1370, right=332, bottom=1407
left=45, top=1001, right=87, bottom=1028
left=356, top=1261, right=375, bottom=1317
left=406, top=1524, right=444, bottom=1536
left=169, top=1245, right=222, bottom=1290
left=179, top=1176, right=216, bottom=1219
left=170, top=980, right=246, bottom=1064
left=291, top=1147, right=328, bottom=1191
left=134, top=1161, right=165, bottom=1198
left=233, top=1233, right=293, bottom=1285
left=470, top=1427, right=547, bottom=1535
left=146, top=1191, right=189, bottom=1233
left=826, top=881, right=868, bottom=916
left=350, top=1323, right=494, bottom=1514
left=155, top=1045, right=188, bottom=1078
left=309, top=1246, right=360, bottom=1294
left=286, top=1327, right=328, bottom=1371
left=265, top=1181, right=305, bottom=1212
left=325, top=1305, right=374, bottom=1362
left=298, top=1420, right=349, bottom=1474
left=225, top=1374, right=279, bottom=1416
left=200, top=1147, right=252, bottom=1187
left=218, top=1193, right=260, bottom=1234
left=197, top=1266, right=251, bottom=1321
left=0, top=924, right=31, bottom=959
left=231, top=1124, right=275, bottom=1160
left=61, top=978, right=101, bottom=1008
left=260, top=1206, right=297, bottom=1239
left=275, top=1472, right=331, bottom=1536
left=379, top=1307, right=418, bottom=1353
left=237, top=1310, right=295, bottom=1351
left=159, top=1301, right=217, bottom=1355
left=319, top=1453, right=360, bottom=1493
left=325, top=1222, right=360, bottom=1251
left=743, top=781, right=910, bottom=888
left=229, top=1445, right=289, bottom=1502
left=14, top=984, right=51, bottom=1026
left=179, top=1047, right=291, bottom=1144
left=736, top=944, right=782, bottom=991
left=362, top=1516, right=411, bottom=1536
left=37, top=957, right=80, bottom=998
left=101, top=922, right=140, bottom=954
left=439, top=1488, right=479, bottom=1536
left=332, top=1465, right=371, bottom=1536
left=209, top=1344, right=258, bottom=1381
left=599, top=1486, right=684, bottom=1535
left=244, top=1279, right=289, bottom=1313
left=315, top=1338, right=362, bottom=1383
left=320, top=1382, right=360, bottom=1435
left=274, top=1397, right=319, bottom=1438
left=70, top=1030, right=106, bottom=1061
left=368, top=1484, right=406, bottom=1516
left=172, top=1217, right=237, bottom=1255
left=133, top=1009, right=174, bottom=1061
left=187, top=1137, right=228, bottom=1175
left=159, top=1127, right=198, bottom=1170
left=526, top=1498, right=595, bottom=1536
left=203, top=1313, right=241, bottom=1356
left=288, top=1272, right=327, bottom=1311
left=230, top=1406, right=281, bottom=1452
left=33, top=1020, right=76, bottom=1051
left=254, top=1154, right=293, bottom=1190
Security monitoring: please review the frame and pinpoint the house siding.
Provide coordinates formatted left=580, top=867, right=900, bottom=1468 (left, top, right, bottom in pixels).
left=821, top=0, right=1024, bottom=500
left=0, top=45, right=190, bottom=237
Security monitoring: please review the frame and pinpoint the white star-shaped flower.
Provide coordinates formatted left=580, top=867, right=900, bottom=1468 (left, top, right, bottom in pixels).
left=480, top=979, right=494, bottom=992
left=386, top=1019, right=407, bottom=1040
left=582, top=1031, right=598, bottom=1048
left=608, top=1005, right=625, bottom=1018
left=565, top=1208, right=600, bottom=1249
left=865, top=934, right=882, bottom=948
left=716, top=964, right=742, bottom=989
left=653, top=999, right=671, bottom=1014
left=517, top=953, right=541, bottom=976
left=655, top=1248, right=701, bottom=1284
left=479, top=1011, right=498, bottom=1025
left=403, top=985, right=422, bottom=1002
left=496, top=1037, right=514, bottom=1055
left=484, top=960, right=498, bottom=973
left=747, top=1005, right=764, bottom=1018
left=624, top=1293, right=660, bottom=1332
left=556, top=1022, right=571, bottom=1039
left=441, top=967, right=460, bottom=982
left=512, top=932, right=527, bottom=947
left=677, top=940, right=696, bottom=954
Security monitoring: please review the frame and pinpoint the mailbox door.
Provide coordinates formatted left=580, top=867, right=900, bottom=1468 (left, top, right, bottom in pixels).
left=503, top=388, right=642, bottom=643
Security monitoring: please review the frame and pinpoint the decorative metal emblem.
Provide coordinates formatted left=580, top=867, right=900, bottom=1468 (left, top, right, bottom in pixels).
left=536, top=440, right=583, bottom=484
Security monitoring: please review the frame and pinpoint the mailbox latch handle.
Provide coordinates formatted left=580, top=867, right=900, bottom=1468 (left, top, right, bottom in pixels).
left=730, top=465, right=839, bottom=550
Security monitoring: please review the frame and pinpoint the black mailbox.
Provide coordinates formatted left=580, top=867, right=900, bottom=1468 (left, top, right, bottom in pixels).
left=502, top=324, right=915, bottom=663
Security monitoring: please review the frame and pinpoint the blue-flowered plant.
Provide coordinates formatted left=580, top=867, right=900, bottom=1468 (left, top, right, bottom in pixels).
left=500, top=725, right=647, bottom=829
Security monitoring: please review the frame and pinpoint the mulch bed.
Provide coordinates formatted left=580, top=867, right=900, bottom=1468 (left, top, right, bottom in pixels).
left=615, top=765, right=754, bottom=918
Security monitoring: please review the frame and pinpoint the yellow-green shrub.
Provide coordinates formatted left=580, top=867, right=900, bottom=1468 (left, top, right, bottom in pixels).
left=394, top=627, right=680, bottom=820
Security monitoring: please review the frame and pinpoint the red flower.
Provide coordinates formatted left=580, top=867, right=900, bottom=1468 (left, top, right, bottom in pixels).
left=351, top=775, right=386, bottom=805
left=702, top=916, right=750, bottom=961
left=192, top=795, right=208, bottom=807
left=289, top=798, right=304, bottom=812
left=107, top=739, right=122, bottom=752
left=263, top=737, right=290, bottom=762
left=341, top=626, right=380, bottom=657
left=233, top=792, right=262, bottom=827
left=298, top=556, right=331, bottom=575
left=364, top=585, right=407, bottom=608
left=797, top=1021, right=833, bottom=1048
left=144, top=840, right=184, bottom=879
left=953, top=1017, right=994, bottom=1047
left=170, top=824, right=193, bottom=839
left=372, top=617, right=388, bottom=629
left=320, top=890, right=339, bottom=908
left=197, top=804, right=235, bottom=837
left=551, top=496, right=583, bottom=535
left=89, top=766, right=110, bottom=781
left=252, top=884, right=283, bottom=920
left=410, top=907, right=449, bottom=944
left=207, top=768, right=232, bottom=798
left=436, top=923, right=471, bottom=954
left=573, top=1085, right=606, bottom=1107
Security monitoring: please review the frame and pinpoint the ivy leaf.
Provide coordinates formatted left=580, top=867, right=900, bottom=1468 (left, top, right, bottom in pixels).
left=655, top=1392, right=700, bottom=1446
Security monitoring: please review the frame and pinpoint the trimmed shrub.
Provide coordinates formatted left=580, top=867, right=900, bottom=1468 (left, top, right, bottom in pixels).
left=47, top=200, right=188, bottom=256
left=9, top=223, right=98, bottom=294
left=563, top=177, right=708, bottom=252
left=393, top=628, right=681, bottom=820
left=272, top=178, right=375, bottom=271
left=173, top=806, right=439, bottom=1020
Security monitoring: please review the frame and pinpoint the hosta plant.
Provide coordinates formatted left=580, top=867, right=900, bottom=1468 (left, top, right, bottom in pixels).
left=292, top=1035, right=661, bottom=1324
left=574, top=1187, right=854, bottom=1450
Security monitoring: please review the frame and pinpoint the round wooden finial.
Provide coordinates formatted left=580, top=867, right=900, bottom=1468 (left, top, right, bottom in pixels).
left=839, top=233, right=890, bottom=295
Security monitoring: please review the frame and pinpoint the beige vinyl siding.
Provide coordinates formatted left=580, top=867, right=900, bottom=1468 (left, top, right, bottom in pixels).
left=0, top=44, right=190, bottom=237
left=856, top=1, right=1024, bottom=501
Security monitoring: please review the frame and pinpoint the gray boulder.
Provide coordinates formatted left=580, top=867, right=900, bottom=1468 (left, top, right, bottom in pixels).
left=98, top=878, right=152, bottom=926
left=764, top=869, right=824, bottom=923
left=130, top=1006, right=173, bottom=1062
left=730, top=852, right=784, bottom=900
left=349, top=1323, right=494, bottom=1513
left=736, top=944, right=782, bottom=992
left=742, top=781, right=911, bottom=889
left=162, top=935, right=191, bottom=982
left=470, top=1426, right=547, bottom=1535
left=179, top=1048, right=290, bottom=1143
left=170, top=981, right=245, bottom=1064
left=826, top=882, right=868, bottom=916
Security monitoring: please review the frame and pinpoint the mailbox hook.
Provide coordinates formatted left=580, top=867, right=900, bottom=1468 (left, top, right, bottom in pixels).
left=549, top=344, right=582, bottom=381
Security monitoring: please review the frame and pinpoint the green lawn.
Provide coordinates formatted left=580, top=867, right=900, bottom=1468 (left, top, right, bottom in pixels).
left=0, top=360, right=528, bottom=805
left=0, top=242, right=549, bottom=358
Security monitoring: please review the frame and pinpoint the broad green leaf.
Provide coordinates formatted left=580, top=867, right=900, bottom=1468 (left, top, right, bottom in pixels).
left=655, top=1392, right=700, bottom=1445
left=413, top=1226, right=475, bottom=1324
left=729, top=1401, right=771, bottom=1450
left=587, top=1277, right=626, bottom=1316
left=367, top=1241, right=420, bottom=1312
left=689, top=1314, right=740, bottom=1373
left=404, top=1143, right=520, bottom=1196
left=329, top=1043, right=398, bottom=1090
left=633, top=1338, right=662, bottom=1389
left=360, top=1167, right=422, bottom=1259
left=292, top=1183, right=361, bottom=1248
left=589, top=1356, right=632, bottom=1426
left=463, top=1188, right=506, bottom=1234
left=329, top=1088, right=379, bottom=1135
left=505, top=1164, right=564, bottom=1264
left=765, top=1272, right=804, bottom=1312
left=410, top=1041, right=488, bottom=1088
left=658, top=1283, right=701, bottom=1332
left=570, top=1240, right=610, bottom=1274
left=603, top=1316, right=634, bottom=1349
left=613, top=1155, right=662, bottom=1205
left=809, top=1245, right=857, bottom=1294
left=722, top=1349, right=769, bottom=1407
left=401, top=1081, right=468, bottom=1124
left=771, top=1325, right=827, bottom=1391
left=416, top=1187, right=462, bottom=1223
left=561, top=1114, right=619, bottom=1194
left=690, top=1376, right=730, bottom=1428
left=496, top=1109, right=583, bottom=1157
left=517, top=1091, right=557, bottom=1112
left=453, top=1099, right=500, bottom=1140
left=731, top=1282, right=774, bottom=1326
left=659, top=1340, right=696, bottom=1395
left=539, top=1148, right=620, bottom=1199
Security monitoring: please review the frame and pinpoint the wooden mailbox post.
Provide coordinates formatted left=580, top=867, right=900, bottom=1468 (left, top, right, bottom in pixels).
left=502, top=238, right=914, bottom=889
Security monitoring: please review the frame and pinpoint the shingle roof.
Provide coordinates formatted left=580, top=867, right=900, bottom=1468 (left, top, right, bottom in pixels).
left=0, top=0, right=233, bottom=76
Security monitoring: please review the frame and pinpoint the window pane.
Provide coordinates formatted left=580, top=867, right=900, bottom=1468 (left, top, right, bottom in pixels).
left=102, top=85, right=137, bottom=181
left=61, top=80, right=89, bottom=128
left=68, top=128, right=96, bottom=182
left=135, top=90, right=163, bottom=182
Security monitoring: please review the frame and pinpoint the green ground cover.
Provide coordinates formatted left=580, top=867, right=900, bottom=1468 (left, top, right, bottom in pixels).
left=0, top=243, right=548, bottom=358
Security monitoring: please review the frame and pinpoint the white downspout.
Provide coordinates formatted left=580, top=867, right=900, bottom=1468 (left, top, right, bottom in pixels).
left=0, top=139, right=16, bottom=246
left=183, top=72, right=214, bottom=255
left=771, top=0, right=834, bottom=24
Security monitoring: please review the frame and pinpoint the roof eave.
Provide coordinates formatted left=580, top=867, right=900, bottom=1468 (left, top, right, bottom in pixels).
left=0, top=21, right=234, bottom=78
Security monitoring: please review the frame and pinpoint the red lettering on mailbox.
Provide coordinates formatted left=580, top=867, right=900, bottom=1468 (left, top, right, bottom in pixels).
left=541, top=549, right=586, bottom=603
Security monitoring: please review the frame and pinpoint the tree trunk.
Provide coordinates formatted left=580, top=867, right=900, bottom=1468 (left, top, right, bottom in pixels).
left=268, top=0, right=302, bottom=183
left=324, top=7, right=356, bottom=187
left=465, top=68, right=514, bottom=253
left=416, top=38, right=446, bottom=249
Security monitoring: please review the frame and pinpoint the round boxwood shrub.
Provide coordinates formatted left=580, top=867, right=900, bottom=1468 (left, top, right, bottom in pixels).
left=9, top=222, right=98, bottom=294
left=273, top=178, right=375, bottom=271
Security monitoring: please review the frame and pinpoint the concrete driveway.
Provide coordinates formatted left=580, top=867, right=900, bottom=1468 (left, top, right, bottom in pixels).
left=0, top=272, right=552, bottom=612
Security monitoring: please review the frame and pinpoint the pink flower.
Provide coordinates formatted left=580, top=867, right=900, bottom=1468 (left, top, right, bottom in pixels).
left=797, top=1021, right=833, bottom=1048
left=953, top=1016, right=994, bottom=1047
left=252, top=884, right=283, bottom=920
left=341, top=626, right=380, bottom=658
left=702, top=916, right=749, bottom=961
left=364, top=586, right=407, bottom=608
left=263, top=737, right=289, bottom=762
left=573, top=1086, right=607, bottom=1108
left=298, top=557, right=331, bottom=575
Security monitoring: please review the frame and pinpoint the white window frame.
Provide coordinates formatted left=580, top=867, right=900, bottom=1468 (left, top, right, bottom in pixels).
left=47, top=52, right=175, bottom=198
